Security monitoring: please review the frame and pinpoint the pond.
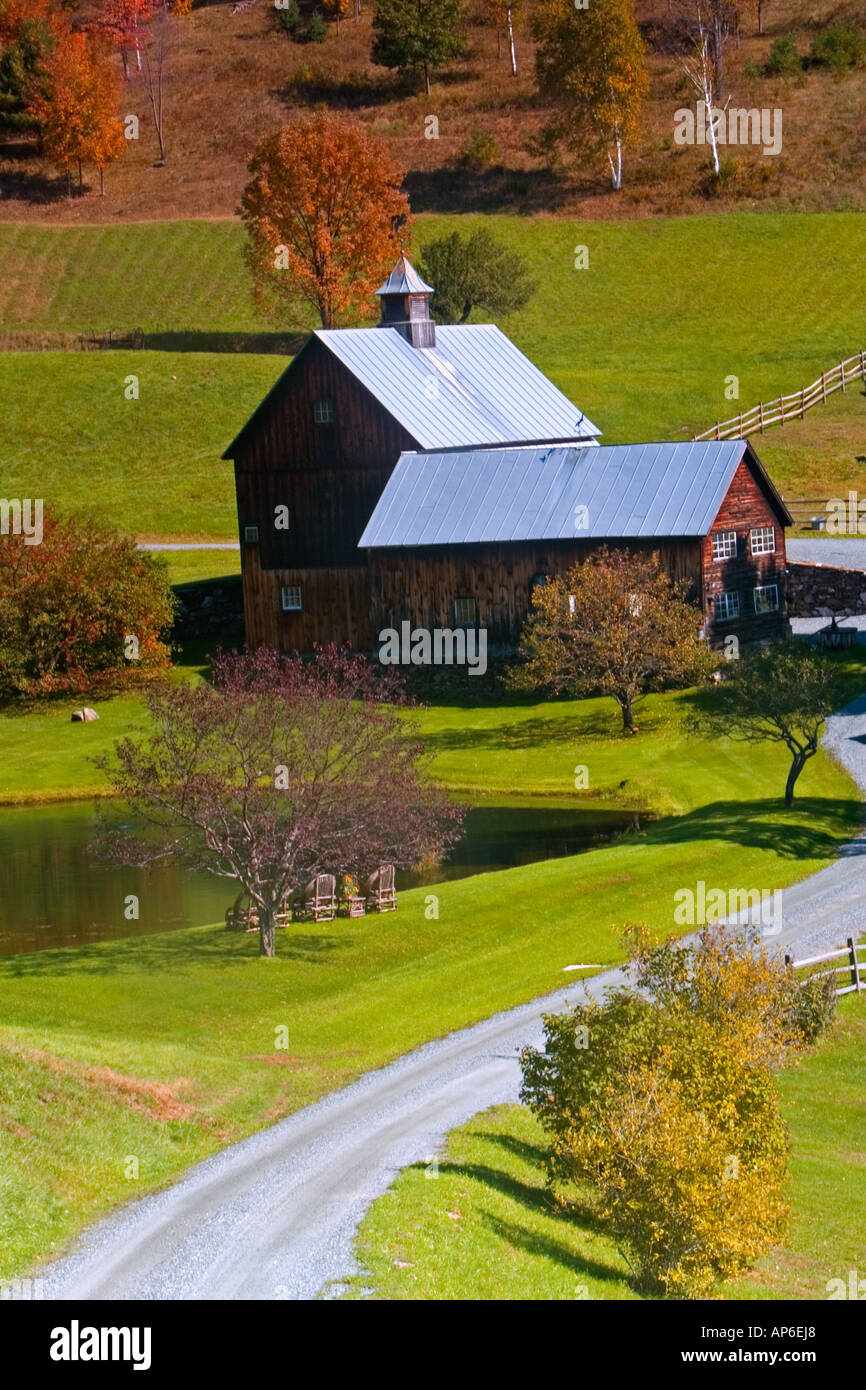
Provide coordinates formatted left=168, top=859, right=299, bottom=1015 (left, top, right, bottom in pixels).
left=0, top=797, right=641, bottom=956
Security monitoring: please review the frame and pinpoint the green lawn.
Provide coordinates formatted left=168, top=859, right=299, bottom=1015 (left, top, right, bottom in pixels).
left=163, top=551, right=241, bottom=586
left=1, top=213, right=865, bottom=537
left=343, top=999, right=866, bottom=1301
left=0, top=668, right=863, bottom=1279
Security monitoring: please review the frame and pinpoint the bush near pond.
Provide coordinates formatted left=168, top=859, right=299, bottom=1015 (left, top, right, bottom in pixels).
left=0, top=509, right=174, bottom=699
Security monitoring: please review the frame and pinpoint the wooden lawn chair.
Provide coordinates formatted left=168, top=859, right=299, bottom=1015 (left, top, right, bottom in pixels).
left=304, top=873, right=337, bottom=922
left=366, top=863, right=397, bottom=913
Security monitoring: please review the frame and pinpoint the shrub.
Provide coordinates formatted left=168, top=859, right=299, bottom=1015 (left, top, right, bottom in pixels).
left=809, top=23, right=866, bottom=75
left=765, top=34, right=802, bottom=77
left=0, top=508, right=174, bottom=698
left=277, top=0, right=303, bottom=36
left=789, top=970, right=838, bottom=1044
left=458, top=129, right=501, bottom=169
left=520, top=926, right=800, bottom=1298
left=307, top=10, right=329, bottom=41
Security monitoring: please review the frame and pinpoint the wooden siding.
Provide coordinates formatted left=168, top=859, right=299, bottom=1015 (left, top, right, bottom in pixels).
left=241, top=548, right=371, bottom=651
left=701, top=458, right=789, bottom=644
left=369, top=539, right=703, bottom=647
left=231, top=337, right=416, bottom=570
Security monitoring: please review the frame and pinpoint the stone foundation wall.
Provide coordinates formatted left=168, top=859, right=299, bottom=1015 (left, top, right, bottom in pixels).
left=786, top=562, right=866, bottom=618
left=172, top=576, right=244, bottom=642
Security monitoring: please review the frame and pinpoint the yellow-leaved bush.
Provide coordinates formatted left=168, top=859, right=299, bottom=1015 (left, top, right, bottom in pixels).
left=520, top=925, right=832, bottom=1298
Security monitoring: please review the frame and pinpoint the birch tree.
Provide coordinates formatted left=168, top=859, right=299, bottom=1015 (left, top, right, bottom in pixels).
left=533, top=0, right=648, bottom=191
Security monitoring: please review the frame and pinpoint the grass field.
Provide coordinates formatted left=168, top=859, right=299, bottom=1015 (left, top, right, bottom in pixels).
left=0, top=664, right=862, bottom=1278
left=344, top=999, right=866, bottom=1301
left=2, top=213, right=865, bottom=536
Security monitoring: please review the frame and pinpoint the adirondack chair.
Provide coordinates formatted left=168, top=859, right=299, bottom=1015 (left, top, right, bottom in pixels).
left=366, top=863, right=397, bottom=913
left=303, top=873, right=337, bottom=922
left=225, top=892, right=259, bottom=933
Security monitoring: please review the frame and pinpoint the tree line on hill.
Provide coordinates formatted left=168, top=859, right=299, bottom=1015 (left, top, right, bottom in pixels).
left=2, top=2, right=864, bottom=199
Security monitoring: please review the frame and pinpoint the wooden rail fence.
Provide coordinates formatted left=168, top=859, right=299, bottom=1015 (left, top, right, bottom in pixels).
left=784, top=935, right=866, bottom=997
left=693, top=351, right=866, bottom=442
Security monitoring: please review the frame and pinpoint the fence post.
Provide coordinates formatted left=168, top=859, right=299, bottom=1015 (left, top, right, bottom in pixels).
left=841, top=363, right=846, bottom=394
left=779, top=394, right=784, bottom=425
left=759, top=400, right=765, bottom=432
left=849, top=936, right=862, bottom=994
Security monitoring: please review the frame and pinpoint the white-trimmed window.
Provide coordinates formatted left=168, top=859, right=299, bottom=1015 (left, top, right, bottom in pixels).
left=454, top=596, right=478, bottom=627
left=712, top=530, right=737, bottom=561
left=754, top=584, right=779, bottom=614
left=714, top=590, right=740, bottom=622
left=750, top=525, right=776, bottom=556
left=243, top=524, right=259, bottom=543
left=312, top=398, right=334, bottom=424
left=281, top=585, right=302, bottom=612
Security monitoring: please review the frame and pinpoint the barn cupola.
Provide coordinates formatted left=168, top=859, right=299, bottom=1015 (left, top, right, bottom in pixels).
left=375, top=255, right=436, bottom=349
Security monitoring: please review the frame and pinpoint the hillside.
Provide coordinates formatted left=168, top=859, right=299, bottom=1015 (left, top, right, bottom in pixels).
left=1, top=0, right=865, bottom=224
left=1, top=213, right=864, bottom=538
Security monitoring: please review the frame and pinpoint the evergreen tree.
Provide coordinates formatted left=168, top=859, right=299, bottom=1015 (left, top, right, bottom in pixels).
left=371, top=0, right=467, bottom=94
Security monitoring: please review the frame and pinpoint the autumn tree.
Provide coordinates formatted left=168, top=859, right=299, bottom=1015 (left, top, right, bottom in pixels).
left=0, top=0, right=57, bottom=130
left=240, top=113, right=411, bottom=329
left=0, top=508, right=174, bottom=698
left=98, top=646, right=464, bottom=957
left=419, top=228, right=536, bottom=323
left=91, top=0, right=152, bottom=79
left=690, top=643, right=843, bottom=807
left=520, top=924, right=800, bottom=1297
left=533, top=0, right=648, bottom=191
left=510, top=549, right=712, bottom=732
left=322, top=0, right=351, bottom=34
left=371, top=0, right=467, bottom=94
left=26, top=29, right=125, bottom=195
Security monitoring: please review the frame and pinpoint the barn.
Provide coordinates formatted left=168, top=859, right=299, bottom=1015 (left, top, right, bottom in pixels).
left=223, top=255, right=599, bottom=651
left=359, top=440, right=792, bottom=649
left=225, top=254, right=791, bottom=654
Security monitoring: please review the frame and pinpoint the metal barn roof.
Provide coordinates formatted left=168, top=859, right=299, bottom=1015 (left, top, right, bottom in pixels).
left=315, top=324, right=600, bottom=450
left=358, top=440, right=790, bottom=548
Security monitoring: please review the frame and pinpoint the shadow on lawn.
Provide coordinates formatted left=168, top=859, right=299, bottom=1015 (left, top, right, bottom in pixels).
left=0, top=926, right=351, bottom=979
left=424, top=1139, right=637, bottom=1292
left=644, top=797, right=864, bottom=860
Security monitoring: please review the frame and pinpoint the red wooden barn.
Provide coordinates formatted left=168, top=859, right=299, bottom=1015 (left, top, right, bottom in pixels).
left=224, top=256, right=791, bottom=652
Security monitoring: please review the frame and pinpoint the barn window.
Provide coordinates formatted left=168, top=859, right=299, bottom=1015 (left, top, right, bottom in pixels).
left=454, top=597, right=478, bottom=627
left=281, top=585, right=302, bottom=612
left=711, top=530, right=737, bottom=561
left=312, top=398, right=334, bottom=425
left=243, top=524, right=259, bottom=543
left=750, top=526, right=776, bottom=556
left=529, top=573, right=548, bottom=602
left=713, top=591, right=740, bottom=622
left=754, top=584, right=779, bottom=614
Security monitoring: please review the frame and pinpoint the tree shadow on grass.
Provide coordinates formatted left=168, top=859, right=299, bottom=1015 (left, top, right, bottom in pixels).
left=0, top=926, right=351, bottom=979
left=404, top=165, right=574, bottom=215
left=643, top=796, right=864, bottom=860
left=416, top=712, right=622, bottom=755
left=422, top=1148, right=637, bottom=1291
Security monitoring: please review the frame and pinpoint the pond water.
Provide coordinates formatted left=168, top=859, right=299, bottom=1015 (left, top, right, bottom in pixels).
left=0, top=797, right=639, bottom=956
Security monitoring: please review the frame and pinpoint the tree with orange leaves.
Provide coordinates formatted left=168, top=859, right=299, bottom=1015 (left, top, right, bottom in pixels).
left=27, top=30, right=125, bottom=197
left=240, top=114, right=411, bottom=330
left=91, top=0, right=153, bottom=79
left=0, top=0, right=59, bottom=130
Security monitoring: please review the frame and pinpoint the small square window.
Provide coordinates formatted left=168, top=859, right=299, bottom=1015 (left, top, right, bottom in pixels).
left=714, top=591, right=740, bottom=622
left=281, top=585, right=302, bottom=612
left=313, top=399, right=334, bottom=425
left=712, top=530, right=737, bottom=561
left=754, top=584, right=779, bottom=614
left=750, top=526, right=776, bottom=556
left=243, top=524, right=259, bottom=543
left=453, top=596, right=477, bottom=627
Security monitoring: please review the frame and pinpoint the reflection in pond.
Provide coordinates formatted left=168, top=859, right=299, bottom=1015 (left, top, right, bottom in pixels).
left=0, top=797, right=641, bottom=956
